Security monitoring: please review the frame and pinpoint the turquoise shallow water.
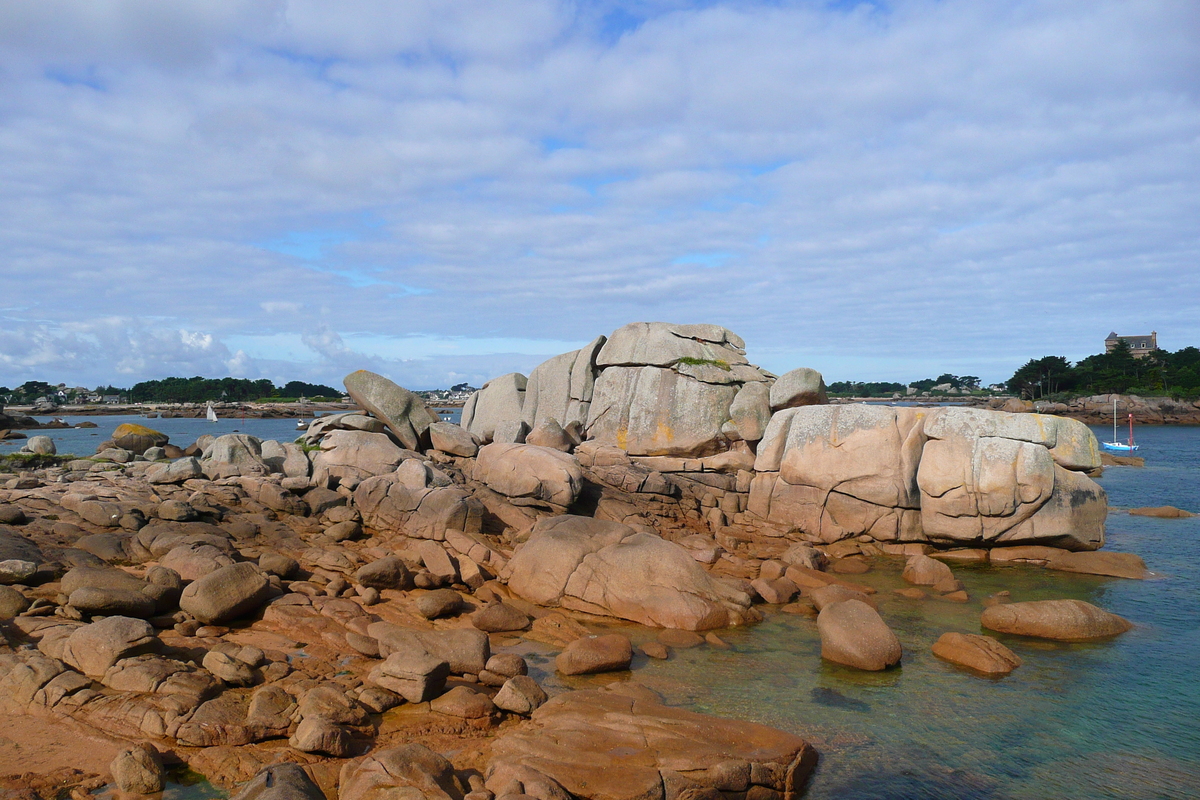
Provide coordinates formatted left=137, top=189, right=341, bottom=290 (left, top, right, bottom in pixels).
left=627, top=424, right=1200, bottom=799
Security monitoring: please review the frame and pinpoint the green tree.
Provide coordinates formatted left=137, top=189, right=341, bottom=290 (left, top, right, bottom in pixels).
left=1006, top=356, right=1073, bottom=399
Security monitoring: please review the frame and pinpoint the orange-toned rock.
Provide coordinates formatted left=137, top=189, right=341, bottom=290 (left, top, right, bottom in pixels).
left=989, top=545, right=1067, bottom=564
left=981, top=599, right=1132, bottom=641
left=111, top=423, right=168, bottom=455
left=902, top=553, right=954, bottom=586
left=487, top=682, right=817, bottom=799
left=811, top=584, right=876, bottom=611
left=1129, top=506, right=1194, bottom=518
left=1046, top=550, right=1148, bottom=579
left=933, top=632, right=1021, bottom=675
left=505, top=515, right=753, bottom=630
left=555, top=634, right=632, bottom=676
left=817, top=599, right=901, bottom=670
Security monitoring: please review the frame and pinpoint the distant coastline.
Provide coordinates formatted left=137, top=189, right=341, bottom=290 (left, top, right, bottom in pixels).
left=1, top=400, right=466, bottom=420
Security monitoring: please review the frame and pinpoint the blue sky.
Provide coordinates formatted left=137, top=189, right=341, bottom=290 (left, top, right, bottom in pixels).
left=1, top=0, right=1197, bottom=390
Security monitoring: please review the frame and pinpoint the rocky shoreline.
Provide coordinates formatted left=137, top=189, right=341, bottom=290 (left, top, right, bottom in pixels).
left=0, top=322, right=1158, bottom=799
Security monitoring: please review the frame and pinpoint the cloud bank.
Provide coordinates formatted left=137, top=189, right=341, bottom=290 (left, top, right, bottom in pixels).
left=2, top=0, right=1197, bottom=389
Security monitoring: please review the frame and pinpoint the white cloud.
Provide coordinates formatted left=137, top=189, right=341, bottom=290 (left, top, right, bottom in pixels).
left=260, top=301, right=303, bottom=314
left=1, top=0, right=1197, bottom=389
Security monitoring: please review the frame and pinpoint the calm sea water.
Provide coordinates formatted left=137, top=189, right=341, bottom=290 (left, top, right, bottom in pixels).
left=0, top=409, right=463, bottom=458
left=14, top=418, right=1200, bottom=799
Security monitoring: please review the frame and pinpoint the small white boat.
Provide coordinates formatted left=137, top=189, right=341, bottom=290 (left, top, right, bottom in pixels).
left=1101, top=397, right=1138, bottom=452
left=296, top=420, right=309, bottom=430
left=206, top=402, right=219, bottom=423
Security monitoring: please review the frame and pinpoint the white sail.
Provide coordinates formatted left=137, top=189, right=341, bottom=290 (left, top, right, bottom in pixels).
left=206, top=402, right=218, bottom=423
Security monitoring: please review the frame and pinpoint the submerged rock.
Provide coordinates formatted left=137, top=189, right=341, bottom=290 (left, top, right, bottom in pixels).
left=1045, top=550, right=1149, bottom=579
left=1129, top=505, right=1194, bottom=518
left=932, top=632, right=1022, bottom=676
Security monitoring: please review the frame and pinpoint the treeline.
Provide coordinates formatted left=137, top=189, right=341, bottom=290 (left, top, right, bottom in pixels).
left=827, top=374, right=983, bottom=397
left=1007, top=342, right=1200, bottom=399
left=129, top=377, right=342, bottom=403
left=0, top=381, right=125, bottom=404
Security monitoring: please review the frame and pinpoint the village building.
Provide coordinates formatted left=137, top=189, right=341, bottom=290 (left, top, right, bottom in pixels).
left=1105, top=330, right=1158, bottom=358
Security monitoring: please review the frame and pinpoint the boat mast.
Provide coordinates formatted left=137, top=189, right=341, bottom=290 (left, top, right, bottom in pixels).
left=1128, top=412, right=1135, bottom=447
left=1113, top=397, right=1118, bottom=442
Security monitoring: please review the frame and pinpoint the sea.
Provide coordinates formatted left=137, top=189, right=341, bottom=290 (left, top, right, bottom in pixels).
left=4, top=418, right=1197, bottom=800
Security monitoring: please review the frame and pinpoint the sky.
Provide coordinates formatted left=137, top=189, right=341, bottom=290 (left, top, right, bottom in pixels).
left=1, top=0, right=1197, bottom=391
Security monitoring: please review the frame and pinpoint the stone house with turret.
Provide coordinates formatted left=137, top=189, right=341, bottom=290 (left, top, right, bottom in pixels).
left=1105, top=331, right=1158, bottom=358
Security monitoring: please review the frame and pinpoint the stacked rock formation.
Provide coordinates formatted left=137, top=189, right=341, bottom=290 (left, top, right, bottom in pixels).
left=463, top=321, right=1107, bottom=552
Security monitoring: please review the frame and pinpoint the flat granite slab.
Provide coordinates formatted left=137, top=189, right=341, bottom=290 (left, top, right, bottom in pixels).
left=488, top=681, right=817, bottom=800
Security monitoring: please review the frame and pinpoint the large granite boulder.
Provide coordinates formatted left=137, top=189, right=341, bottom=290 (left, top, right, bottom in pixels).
left=228, top=763, right=324, bottom=800
left=748, top=403, right=1107, bottom=551
left=368, top=623, right=490, bottom=675
left=110, top=744, right=165, bottom=794
left=367, top=652, right=449, bottom=703
left=112, top=423, right=169, bottom=455
left=200, top=434, right=269, bottom=479
left=980, top=599, right=1133, bottom=641
left=355, top=469, right=484, bottom=540
left=179, top=562, right=272, bottom=625
left=59, top=616, right=158, bottom=677
left=520, top=336, right=607, bottom=433
left=932, top=632, right=1022, bottom=676
left=817, top=599, right=902, bottom=670
left=584, top=322, right=775, bottom=457
left=487, top=682, right=816, bottom=799
left=769, top=367, right=828, bottom=411
left=474, top=443, right=583, bottom=510
left=462, top=373, right=528, bottom=443
left=586, top=365, right=741, bottom=457
left=922, top=407, right=1100, bottom=471
left=555, top=634, right=633, bottom=675
left=301, top=411, right=385, bottom=445
left=504, top=515, right=753, bottom=630
left=728, top=380, right=772, bottom=443
left=0, top=528, right=43, bottom=566
left=428, top=422, right=480, bottom=457
left=344, top=370, right=439, bottom=451
left=918, top=409, right=1106, bottom=551
left=339, top=744, right=468, bottom=800
left=147, top=457, right=204, bottom=484
left=749, top=404, right=926, bottom=543
left=311, top=429, right=412, bottom=489
left=22, top=435, right=56, bottom=455
left=1045, top=550, right=1149, bottom=579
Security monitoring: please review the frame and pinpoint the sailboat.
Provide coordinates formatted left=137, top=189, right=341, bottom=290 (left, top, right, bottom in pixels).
left=1101, top=397, right=1138, bottom=452
left=206, top=402, right=219, bottom=423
